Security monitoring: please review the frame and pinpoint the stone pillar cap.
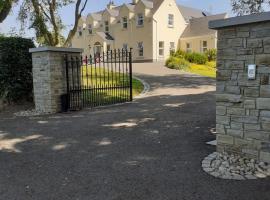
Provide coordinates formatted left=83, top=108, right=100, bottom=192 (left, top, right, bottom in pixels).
left=29, top=46, right=83, bottom=53
left=209, top=11, right=270, bottom=30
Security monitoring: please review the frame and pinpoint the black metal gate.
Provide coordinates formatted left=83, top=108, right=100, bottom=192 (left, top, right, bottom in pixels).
left=63, top=49, right=133, bottom=111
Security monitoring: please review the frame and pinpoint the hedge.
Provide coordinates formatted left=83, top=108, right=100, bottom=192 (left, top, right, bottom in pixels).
left=0, top=37, right=35, bottom=102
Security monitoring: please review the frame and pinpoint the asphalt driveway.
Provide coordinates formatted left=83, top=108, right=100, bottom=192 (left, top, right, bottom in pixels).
left=0, top=62, right=269, bottom=200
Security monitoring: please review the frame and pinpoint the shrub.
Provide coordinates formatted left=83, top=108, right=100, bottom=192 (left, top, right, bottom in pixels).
left=0, top=37, right=35, bottom=103
left=165, top=56, right=190, bottom=70
left=204, top=49, right=217, bottom=61
left=184, top=52, right=208, bottom=65
left=173, top=49, right=186, bottom=58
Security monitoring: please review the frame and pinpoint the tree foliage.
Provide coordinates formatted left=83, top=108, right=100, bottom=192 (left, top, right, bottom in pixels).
left=0, top=0, right=18, bottom=23
left=231, top=0, right=269, bottom=15
left=18, top=0, right=88, bottom=47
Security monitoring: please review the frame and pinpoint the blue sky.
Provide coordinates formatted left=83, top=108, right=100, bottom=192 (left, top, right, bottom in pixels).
left=0, top=0, right=232, bottom=37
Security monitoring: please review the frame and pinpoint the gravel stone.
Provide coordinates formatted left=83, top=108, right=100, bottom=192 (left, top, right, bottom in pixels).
left=202, top=152, right=270, bottom=180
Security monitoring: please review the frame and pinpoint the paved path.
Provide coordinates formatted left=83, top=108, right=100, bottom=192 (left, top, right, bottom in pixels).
left=0, top=63, right=269, bottom=200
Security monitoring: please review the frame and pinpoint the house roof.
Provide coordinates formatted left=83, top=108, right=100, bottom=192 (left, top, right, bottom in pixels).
left=181, top=13, right=227, bottom=38
left=96, top=32, right=114, bottom=41
left=178, top=5, right=211, bottom=22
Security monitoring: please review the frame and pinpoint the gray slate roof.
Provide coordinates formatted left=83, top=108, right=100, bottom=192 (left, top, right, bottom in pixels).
left=178, top=5, right=211, bottom=22
left=181, top=13, right=227, bottom=38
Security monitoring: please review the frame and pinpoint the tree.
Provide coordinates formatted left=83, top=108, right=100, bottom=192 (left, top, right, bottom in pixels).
left=231, top=0, right=269, bottom=15
left=0, top=0, right=18, bottom=23
left=18, top=0, right=88, bottom=47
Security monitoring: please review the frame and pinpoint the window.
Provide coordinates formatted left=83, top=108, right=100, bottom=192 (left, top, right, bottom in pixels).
left=122, top=17, right=128, bottom=29
left=88, top=24, right=93, bottom=34
left=168, top=14, right=174, bottom=27
left=170, top=42, right=175, bottom=54
left=123, top=43, right=128, bottom=50
left=138, top=42, right=144, bottom=56
left=159, top=41, right=164, bottom=56
left=78, top=26, right=82, bottom=36
left=202, top=41, right=208, bottom=52
left=186, top=43, right=191, bottom=52
left=137, top=14, right=144, bottom=26
left=105, top=21, right=109, bottom=33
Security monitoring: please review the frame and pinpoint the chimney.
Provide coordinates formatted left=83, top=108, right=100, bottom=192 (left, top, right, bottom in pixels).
left=107, top=1, right=116, bottom=9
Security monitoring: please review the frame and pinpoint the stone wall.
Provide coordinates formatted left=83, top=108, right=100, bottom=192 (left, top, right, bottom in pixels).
left=210, top=14, right=270, bottom=163
left=30, top=47, right=83, bottom=114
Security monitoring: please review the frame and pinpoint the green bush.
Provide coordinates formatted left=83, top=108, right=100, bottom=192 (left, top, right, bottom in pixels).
left=172, top=49, right=186, bottom=58
left=0, top=37, right=35, bottom=102
left=184, top=52, right=208, bottom=65
left=204, top=49, right=217, bottom=61
left=165, top=56, right=190, bottom=70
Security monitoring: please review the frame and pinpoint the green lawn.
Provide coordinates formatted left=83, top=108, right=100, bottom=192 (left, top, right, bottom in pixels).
left=77, top=66, right=144, bottom=106
left=185, top=63, right=216, bottom=78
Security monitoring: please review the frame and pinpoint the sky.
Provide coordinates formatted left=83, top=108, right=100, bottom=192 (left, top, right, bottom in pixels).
left=0, top=0, right=232, bottom=38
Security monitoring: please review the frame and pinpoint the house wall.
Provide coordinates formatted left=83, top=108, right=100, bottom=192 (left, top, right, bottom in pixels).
left=213, top=19, right=270, bottom=163
left=153, top=0, right=186, bottom=61
left=179, top=34, right=217, bottom=53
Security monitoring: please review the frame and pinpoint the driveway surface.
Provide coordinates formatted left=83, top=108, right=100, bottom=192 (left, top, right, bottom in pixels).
left=0, top=63, right=270, bottom=200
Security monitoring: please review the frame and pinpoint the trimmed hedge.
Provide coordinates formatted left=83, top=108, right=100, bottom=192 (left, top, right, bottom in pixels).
left=0, top=37, right=35, bottom=102
left=184, top=52, right=208, bottom=65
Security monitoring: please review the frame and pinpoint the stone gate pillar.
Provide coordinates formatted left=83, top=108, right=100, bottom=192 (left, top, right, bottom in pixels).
left=29, top=47, right=83, bottom=114
left=209, top=12, right=270, bottom=163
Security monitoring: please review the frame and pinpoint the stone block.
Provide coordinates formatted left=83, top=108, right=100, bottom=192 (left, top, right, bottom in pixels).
left=244, top=87, right=260, bottom=97
left=231, top=116, right=258, bottom=124
left=227, top=129, right=243, bottom=138
left=227, top=107, right=245, bottom=115
left=225, top=61, right=244, bottom=70
left=217, top=134, right=234, bottom=145
left=231, top=122, right=243, bottom=130
left=260, top=85, right=270, bottom=97
left=257, top=98, right=270, bottom=109
left=249, top=109, right=259, bottom=116
left=227, top=38, right=243, bottom=47
left=264, top=45, right=270, bottom=54
left=216, top=106, right=227, bottom=115
left=256, top=55, right=270, bottom=65
left=216, top=94, right=242, bottom=103
left=216, top=115, right=230, bottom=125
left=237, top=31, right=250, bottom=38
left=234, top=138, right=253, bottom=146
left=262, top=122, right=270, bottom=131
left=242, top=148, right=258, bottom=157
left=225, top=86, right=240, bottom=95
left=244, top=123, right=261, bottom=130
left=247, top=39, right=263, bottom=48
left=251, top=28, right=270, bottom=38
left=217, top=82, right=225, bottom=93
left=260, top=111, right=270, bottom=117
left=260, top=151, right=270, bottom=163
left=216, top=70, right=231, bottom=81
left=244, top=100, right=256, bottom=109
left=245, top=130, right=269, bottom=141
left=216, top=124, right=226, bottom=134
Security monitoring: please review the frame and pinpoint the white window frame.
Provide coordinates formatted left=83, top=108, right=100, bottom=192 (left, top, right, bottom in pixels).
left=170, top=42, right=175, bottom=54
left=78, top=26, right=82, bottom=36
left=122, top=17, right=128, bottom=29
left=168, top=14, right=174, bottom=28
left=159, top=41, right=164, bottom=56
left=186, top=43, right=192, bottom=52
left=138, top=42, right=144, bottom=57
left=105, top=21, right=109, bottom=33
left=137, top=14, right=144, bottom=26
left=88, top=24, right=93, bottom=34
left=202, top=41, right=208, bottom=52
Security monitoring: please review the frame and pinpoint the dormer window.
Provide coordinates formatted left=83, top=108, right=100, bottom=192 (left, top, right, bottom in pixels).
left=122, top=17, right=128, bottom=29
left=137, top=14, right=144, bottom=26
left=168, top=14, right=174, bottom=27
left=88, top=24, right=93, bottom=34
left=78, top=26, right=82, bottom=36
left=105, top=21, right=109, bottom=33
